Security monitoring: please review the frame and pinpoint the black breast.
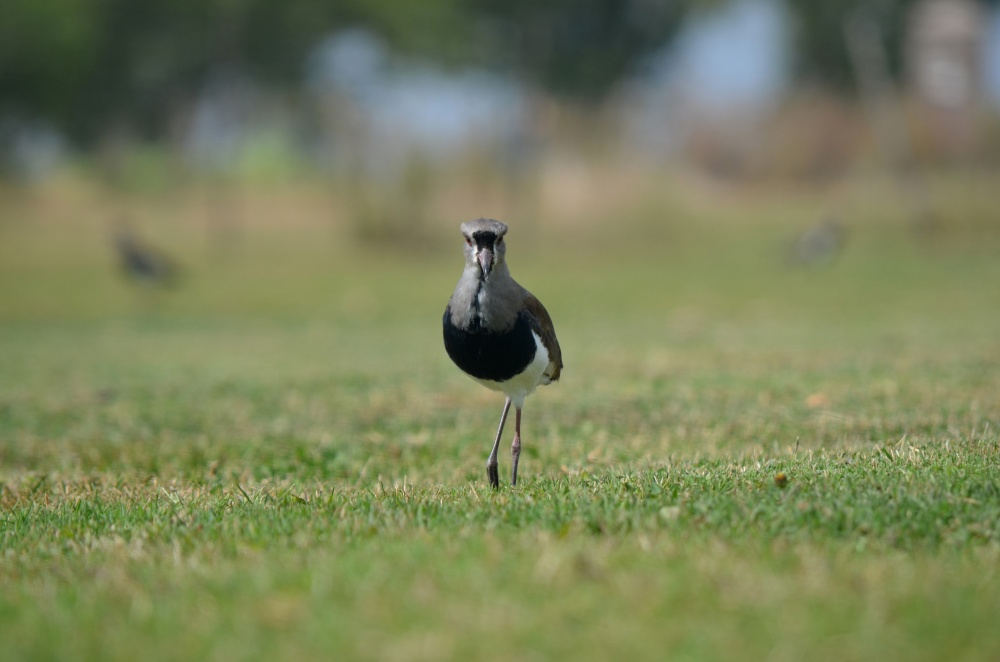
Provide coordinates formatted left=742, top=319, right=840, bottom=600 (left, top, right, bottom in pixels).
left=443, top=306, right=537, bottom=382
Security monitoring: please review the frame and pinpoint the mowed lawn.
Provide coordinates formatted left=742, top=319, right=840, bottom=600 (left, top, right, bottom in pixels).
left=1, top=175, right=999, bottom=661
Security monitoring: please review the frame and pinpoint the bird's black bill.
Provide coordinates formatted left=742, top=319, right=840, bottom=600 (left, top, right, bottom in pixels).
left=477, top=248, right=493, bottom=280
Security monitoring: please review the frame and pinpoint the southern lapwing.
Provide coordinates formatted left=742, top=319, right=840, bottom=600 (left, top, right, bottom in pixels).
left=113, top=226, right=178, bottom=287
left=443, top=218, right=563, bottom=488
left=789, top=216, right=846, bottom=267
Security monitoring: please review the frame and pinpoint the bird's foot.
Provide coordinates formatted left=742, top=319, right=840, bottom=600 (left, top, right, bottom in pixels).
left=487, top=461, right=500, bottom=489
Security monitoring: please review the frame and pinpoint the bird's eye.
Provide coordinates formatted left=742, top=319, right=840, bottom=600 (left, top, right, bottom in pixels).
left=497, top=236, right=504, bottom=245
left=464, top=237, right=472, bottom=246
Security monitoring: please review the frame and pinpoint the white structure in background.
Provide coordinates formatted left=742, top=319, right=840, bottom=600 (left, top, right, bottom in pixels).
left=623, top=0, right=790, bottom=160
left=663, top=0, right=789, bottom=111
left=0, top=116, right=65, bottom=181
left=183, top=67, right=260, bottom=175
left=986, top=5, right=1000, bottom=104
left=907, top=0, right=987, bottom=158
left=908, top=0, right=985, bottom=109
left=305, top=29, right=527, bottom=181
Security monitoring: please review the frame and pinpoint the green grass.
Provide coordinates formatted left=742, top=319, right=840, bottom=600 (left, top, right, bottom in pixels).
left=1, top=174, right=1000, bottom=660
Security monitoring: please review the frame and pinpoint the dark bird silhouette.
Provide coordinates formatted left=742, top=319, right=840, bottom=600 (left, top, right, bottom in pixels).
left=443, top=218, right=563, bottom=488
left=113, top=226, right=179, bottom=287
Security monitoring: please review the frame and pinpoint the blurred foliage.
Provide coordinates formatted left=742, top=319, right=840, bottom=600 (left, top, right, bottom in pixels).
left=0, top=0, right=695, bottom=147
left=789, top=0, right=1000, bottom=88
left=0, top=0, right=392, bottom=144
left=788, top=0, right=916, bottom=88
left=461, top=0, right=694, bottom=99
left=3, top=0, right=1000, bottom=149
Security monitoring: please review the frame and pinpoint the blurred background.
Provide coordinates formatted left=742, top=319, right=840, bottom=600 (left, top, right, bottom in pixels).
left=1, top=0, right=1000, bottom=319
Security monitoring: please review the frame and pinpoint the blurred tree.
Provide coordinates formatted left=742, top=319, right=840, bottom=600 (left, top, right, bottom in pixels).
left=785, top=0, right=917, bottom=88
left=1, top=0, right=103, bottom=136
left=0, top=0, right=457, bottom=147
left=1, top=0, right=702, bottom=149
left=784, top=0, right=1000, bottom=90
left=460, top=0, right=694, bottom=101
left=15, top=0, right=1000, bottom=154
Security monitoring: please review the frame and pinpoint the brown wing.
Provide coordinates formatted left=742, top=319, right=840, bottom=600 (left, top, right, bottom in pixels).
left=523, top=292, right=563, bottom=383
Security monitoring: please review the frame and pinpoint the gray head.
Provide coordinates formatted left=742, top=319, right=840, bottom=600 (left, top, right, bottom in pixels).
left=460, top=218, right=508, bottom=281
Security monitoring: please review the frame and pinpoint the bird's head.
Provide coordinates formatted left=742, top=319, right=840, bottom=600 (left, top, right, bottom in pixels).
left=461, top=218, right=508, bottom=281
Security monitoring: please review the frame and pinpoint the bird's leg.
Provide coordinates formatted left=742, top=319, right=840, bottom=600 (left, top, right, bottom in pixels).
left=510, top=407, right=523, bottom=486
left=486, top=397, right=512, bottom=489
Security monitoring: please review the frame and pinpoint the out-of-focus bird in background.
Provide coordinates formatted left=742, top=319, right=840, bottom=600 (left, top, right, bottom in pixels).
left=788, top=216, right=847, bottom=267
left=112, top=221, right=180, bottom=288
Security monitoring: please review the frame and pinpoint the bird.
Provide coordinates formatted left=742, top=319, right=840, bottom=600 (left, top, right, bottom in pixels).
left=113, top=224, right=179, bottom=287
left=788, top=216, right=846, bottom=267
left=443, top=218, right=563, bottom=488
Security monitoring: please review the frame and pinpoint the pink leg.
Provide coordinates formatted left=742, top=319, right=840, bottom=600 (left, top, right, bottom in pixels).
left=510, top=407, right=522, bottom=486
